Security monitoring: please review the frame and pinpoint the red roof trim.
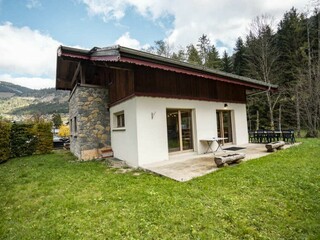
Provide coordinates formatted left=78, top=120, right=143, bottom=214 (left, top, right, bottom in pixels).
left=58, top=47, right=270, bottom=91
left=60, top=52, right=90, bottom=60
left=61, top=52, right=120, bottom=62
left=91, top=56, right=120, bottom=61
left=119, top=57, right=266, bottom=90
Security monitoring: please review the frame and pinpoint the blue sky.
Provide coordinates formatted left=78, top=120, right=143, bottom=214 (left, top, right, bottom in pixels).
left=0, top=0, right=169, bottom=48
left=0, top=0, right=308, bottom=89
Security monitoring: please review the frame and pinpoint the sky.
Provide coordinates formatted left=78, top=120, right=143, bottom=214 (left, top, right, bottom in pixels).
left=0, top=0, right=309, bottom=89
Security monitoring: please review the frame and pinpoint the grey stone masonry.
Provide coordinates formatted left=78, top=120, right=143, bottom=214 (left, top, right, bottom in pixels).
left=69, top=85, right=110, bottom=160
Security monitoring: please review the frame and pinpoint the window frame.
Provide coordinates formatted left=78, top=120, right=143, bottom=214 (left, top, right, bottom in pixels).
left=113, top=111, right=125, bottom=131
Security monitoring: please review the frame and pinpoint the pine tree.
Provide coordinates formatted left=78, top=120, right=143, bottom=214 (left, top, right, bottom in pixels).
left=171, top=49, right=185, bottom=61
left=205, top=45, right=221, bottom=69
left=276, top=7, right=305, bottom=135
left=221, top=50, right=233, bottom=73
left=197, top=34, right=211, bottom=65
left=186, top=44, right=202, bottom=65
left=277, top=8, right=305, bottom=84
left=233, top=37, right=246, bottom=76
left=302, top=8, right=320, bottom=137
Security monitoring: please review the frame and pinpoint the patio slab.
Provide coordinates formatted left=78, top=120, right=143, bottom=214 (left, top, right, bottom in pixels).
left=142, top=143, right=299, bottom=182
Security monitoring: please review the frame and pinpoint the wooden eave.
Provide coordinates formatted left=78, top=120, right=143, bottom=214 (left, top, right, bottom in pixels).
left=56, top=45, right=278, bottom=91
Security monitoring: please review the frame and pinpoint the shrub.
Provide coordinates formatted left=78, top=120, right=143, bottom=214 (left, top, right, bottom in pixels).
left=58, top=125, right=70, bottom=138
left=10, top=123, right=37, bottom=158
left=2, top=120, right=53, bottom=160
left=0, top=121, right=11, bottom=163
left=34, top=122, right=53, bottom=154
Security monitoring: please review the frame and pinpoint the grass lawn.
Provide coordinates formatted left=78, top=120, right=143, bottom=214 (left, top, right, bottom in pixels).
left=1, top=139, right=320, bottom=239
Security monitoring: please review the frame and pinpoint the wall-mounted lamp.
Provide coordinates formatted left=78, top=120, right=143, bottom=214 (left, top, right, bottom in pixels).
left=224, top=103, right=228, bottom=108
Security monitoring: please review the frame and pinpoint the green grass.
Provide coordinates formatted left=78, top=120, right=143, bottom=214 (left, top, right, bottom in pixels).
left=1, top=139, right=320, bottom=239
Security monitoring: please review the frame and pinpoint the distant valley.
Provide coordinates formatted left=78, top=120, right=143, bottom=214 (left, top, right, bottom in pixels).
left=0, top=81, right=69, bottom=121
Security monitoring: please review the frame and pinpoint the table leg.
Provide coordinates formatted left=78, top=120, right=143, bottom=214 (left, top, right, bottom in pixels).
left=204, top=141, right=213, bottom=154
left=215, top=140, right=225, bottom=152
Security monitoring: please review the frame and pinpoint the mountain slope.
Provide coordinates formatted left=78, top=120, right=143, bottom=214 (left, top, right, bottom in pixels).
left=0, top=81, right=69, bottom=116
left=0, top=81, right=33, bottom=96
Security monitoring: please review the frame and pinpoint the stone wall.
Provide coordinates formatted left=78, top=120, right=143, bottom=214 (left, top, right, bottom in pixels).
left=69, top=85, right=111, bottom=160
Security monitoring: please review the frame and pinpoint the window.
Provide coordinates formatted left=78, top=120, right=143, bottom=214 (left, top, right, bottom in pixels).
left=74, top=116, right=77, bottom=134
left=70, top=118, right=73, bottom=135
left=70, top=117, right=77, bottom=136
left=114, top=111, right=125, bottom=129
left=116, top=113, right=125, bottom=128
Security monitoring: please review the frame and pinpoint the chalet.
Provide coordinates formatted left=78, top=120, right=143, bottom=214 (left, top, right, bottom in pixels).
left=56, top=45, right=277, bottom=166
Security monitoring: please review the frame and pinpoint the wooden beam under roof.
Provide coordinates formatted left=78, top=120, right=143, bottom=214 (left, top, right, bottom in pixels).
left=56, top=78, right=72, bottom=90
left=71, top=62, right=81, bottom=87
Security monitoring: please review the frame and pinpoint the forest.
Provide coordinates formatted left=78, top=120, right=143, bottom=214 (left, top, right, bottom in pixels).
left=146, top=7, right=320, bottom=138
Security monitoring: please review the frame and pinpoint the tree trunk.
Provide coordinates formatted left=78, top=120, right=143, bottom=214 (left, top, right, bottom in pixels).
left=278, top=103, right=282, bottom=131
left=266, top=91, right=275, bottom=130
left=305, top=18, right=317, bottom=137
left=295, top=86, right=301, bottom=137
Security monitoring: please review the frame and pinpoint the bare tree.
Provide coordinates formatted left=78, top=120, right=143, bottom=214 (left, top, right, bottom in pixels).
left=300, top=5, right=320, bottom=137
left=146, top=40, right=173, bottom=58
left=246, top=15, right=281, bottom=130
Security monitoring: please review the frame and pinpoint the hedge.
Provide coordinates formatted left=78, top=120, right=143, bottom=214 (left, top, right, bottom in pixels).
left=0, top=120, right=53, bottom=161
left=0, top=121, right=11, bottom=163
left=10, top=123, right=37, bottom=158
left=34, top=122, right=53, bottom=154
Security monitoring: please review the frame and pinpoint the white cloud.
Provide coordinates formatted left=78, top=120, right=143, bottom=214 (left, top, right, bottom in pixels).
left=0, top=74, right=54, bottom=89
left=82, top=0, right=127, bottom=21
left=115, top=32, right=149, bottom=49
left=0, top=22, right=62, bottom=89
left=82, top=0, right=307, bottom=54
left=115, top=32, right=140, bottom=49
left=0, top=22, right=61, bottom=78
left=26, top=0, right=42, bottom=9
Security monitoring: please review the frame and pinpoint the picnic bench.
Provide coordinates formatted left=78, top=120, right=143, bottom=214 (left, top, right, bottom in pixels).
left=249, top=129, right=295, bottom=144
left=265, top=141, right=285, bottom=152
left=214, top=153, right=246, bottom=167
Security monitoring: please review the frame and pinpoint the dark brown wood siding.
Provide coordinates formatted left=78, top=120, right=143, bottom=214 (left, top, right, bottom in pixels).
left=109, top=69, right=134, bottom=104
left=134, top=66, right=246, bottom=103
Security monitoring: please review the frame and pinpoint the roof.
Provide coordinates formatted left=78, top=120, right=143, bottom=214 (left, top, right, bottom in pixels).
left=56, top=45, right=278, bottom=91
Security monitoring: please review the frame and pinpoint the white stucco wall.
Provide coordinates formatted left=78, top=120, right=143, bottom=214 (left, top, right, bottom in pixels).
left=110, top=98, right=139, bottom=167
left=110, top=96, right=249, bottom=166
left=233, top=104, right=249, bottom=145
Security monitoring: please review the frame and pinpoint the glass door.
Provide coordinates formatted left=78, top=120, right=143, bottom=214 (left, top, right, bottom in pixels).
left=167, top=109, right=193, bottom=153
left=216, top=110, right=233, bottom=144
left=167, top=110, right=180, bottom=152
left=181, top=110, right=193, bottom=151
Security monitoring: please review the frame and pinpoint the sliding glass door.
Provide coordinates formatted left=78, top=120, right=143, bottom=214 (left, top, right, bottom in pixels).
left=167, top=109, right=193, bottom=153
left=167, top=110, right=180, bottom=152
left=216, top=110, right=233, bottom=144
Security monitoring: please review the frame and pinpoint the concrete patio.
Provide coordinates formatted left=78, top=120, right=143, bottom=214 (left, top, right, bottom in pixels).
left=142, top=143, right=299, bottom=182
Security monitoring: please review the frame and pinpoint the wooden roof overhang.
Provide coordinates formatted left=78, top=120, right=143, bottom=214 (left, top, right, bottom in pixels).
left=56, top=45, right=278, bottom=92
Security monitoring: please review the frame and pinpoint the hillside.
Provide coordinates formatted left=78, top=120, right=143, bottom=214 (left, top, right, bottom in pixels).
left=0, top=81, right=33, bottom=96
left=0, top=81, right=69, bottom=119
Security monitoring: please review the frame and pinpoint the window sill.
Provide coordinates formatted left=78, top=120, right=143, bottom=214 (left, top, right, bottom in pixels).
left=112, top=127, right=126, bottom=132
